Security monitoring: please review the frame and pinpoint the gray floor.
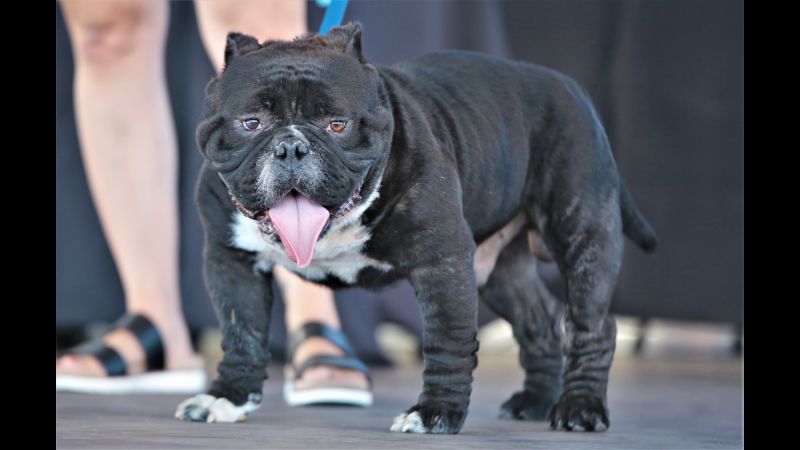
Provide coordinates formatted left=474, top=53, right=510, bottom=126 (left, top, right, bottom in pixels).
left=56, top=355, right=743, bottom=449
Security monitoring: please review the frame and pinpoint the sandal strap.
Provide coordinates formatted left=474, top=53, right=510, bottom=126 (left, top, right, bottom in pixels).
left=294, top=355, right=371, bottom=383
left=288, top=322, right=357, bottom=359
left=92, top=346, right=127, bottom=376
left=113, top=314, right=165, bottom=371
left=61, top=313, right=165, bottom=376
left=67, top=340, right=128, bottom=376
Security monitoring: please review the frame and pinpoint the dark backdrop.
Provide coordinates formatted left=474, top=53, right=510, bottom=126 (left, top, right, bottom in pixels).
left=56, top=1, right=743, bottom=356
left=499, top=0, right=743, bottom=322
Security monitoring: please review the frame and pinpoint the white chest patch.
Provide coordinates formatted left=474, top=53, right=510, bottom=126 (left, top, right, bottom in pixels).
left=229, top=188, right=393, bottom=283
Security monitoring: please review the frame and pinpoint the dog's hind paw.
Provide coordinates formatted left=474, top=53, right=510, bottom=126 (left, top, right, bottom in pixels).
left=498, top=390, right=558, bottom=421
left=175, top=393, right=261, bottom=423
left=548, top=395, right=609, bottom=432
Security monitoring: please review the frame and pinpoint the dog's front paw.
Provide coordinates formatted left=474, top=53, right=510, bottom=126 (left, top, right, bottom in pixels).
left=548, top=395, right=609, bottom=432
left=175, top=393, right=262, bottom=423
left=390, top=402, right=467, bottom=434
left=498, top=390, right=558, bottom=421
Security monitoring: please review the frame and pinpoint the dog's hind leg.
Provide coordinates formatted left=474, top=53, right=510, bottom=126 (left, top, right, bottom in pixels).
left=479, top=231, right=564, bottom=421
left=535, top=187, right=623, bottom=432
left=520, top=75, right=627, bottom=432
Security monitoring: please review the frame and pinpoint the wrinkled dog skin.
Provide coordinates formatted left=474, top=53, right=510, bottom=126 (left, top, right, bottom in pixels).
left=179, top=23, right=657, bottom=434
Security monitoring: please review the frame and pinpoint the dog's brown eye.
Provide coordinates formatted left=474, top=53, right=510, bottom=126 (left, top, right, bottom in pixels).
left=327, top=120, right=347, bottom=133
left=242, top=118, right=261, bottom=131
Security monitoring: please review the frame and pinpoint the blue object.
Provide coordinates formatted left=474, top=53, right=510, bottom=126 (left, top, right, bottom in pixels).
left=319, top=0, right=349, bottom=36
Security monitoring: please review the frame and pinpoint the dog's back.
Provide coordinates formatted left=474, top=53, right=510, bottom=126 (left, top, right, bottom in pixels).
left=378, top=51, right=656, bottom=251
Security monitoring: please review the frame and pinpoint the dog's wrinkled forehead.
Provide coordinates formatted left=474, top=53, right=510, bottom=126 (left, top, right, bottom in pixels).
left=219, top=46, right=374, bottom=118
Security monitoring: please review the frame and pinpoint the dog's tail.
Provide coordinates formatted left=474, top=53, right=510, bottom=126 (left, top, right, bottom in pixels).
left=620, top=180, right=658, bottom=253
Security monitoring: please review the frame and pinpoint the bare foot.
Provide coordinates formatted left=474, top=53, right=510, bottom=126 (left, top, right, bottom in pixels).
left=56, top=314, right=202, bottom=377
left=291, top=336, right=370, bottom=390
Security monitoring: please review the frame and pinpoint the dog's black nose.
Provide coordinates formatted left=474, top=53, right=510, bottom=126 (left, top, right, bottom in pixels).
left=275, top=140, right=309, bottom=160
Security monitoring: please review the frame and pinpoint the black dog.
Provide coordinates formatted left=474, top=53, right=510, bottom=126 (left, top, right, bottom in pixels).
left=176, top=23, right=657, bottom=433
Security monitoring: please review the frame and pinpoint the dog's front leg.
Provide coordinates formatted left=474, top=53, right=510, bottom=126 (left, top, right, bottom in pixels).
left=176, top=238, right=273, bottom=423
left=390, top=231, right=479, bottom=434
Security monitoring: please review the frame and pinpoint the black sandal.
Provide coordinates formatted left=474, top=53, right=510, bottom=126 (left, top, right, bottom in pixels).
left=56, top=313, right=206, bottom=394
left=283, top=322, right=373, bottom=407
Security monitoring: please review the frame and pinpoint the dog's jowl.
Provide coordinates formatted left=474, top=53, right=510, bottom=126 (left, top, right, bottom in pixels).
left=178, top=23, right=657, bottom=433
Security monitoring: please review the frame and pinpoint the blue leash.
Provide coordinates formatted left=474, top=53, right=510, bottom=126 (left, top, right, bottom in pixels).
left=317, top=0, right=349, bottom=36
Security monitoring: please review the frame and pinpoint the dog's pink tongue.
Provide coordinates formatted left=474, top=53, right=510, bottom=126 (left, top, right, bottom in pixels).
left=268, top=193, right=330, bottom=268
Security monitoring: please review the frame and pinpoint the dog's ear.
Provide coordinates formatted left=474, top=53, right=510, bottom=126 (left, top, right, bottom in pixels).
left=197, top=78, right=223, bottom=158
left=196, top=110, right=223, bottom=159
left=202, top=77, right=221, bottom=116
left=326, top=22, right=364, bottom=62
left=224, top=32, right=261, bottom=67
